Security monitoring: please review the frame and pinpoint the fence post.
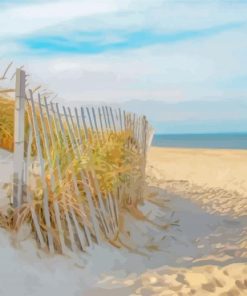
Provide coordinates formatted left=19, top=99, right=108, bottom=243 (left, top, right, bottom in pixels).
left=12, top=68, right=26, bottom=208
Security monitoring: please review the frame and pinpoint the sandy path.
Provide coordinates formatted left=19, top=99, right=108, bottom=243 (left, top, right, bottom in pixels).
left=85, top=187, right=247, bottom=295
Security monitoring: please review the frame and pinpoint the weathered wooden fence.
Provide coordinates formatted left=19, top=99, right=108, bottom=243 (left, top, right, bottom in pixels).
left=4, top=68, right=154, bottom=254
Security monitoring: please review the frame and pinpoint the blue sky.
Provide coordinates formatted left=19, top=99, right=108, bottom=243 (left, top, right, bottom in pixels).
left=22, top=22, right=244, bottom=54
left=0, top=0, right=247, bottom=133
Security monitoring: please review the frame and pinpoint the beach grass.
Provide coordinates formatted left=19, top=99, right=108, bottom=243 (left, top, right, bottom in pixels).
left=0, top=96, right=146, bottom=253
left=0, top=97, right=15, bottom=152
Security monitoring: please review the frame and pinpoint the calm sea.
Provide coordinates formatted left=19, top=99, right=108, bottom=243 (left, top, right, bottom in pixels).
left=152, top=133, right=247, bottom=150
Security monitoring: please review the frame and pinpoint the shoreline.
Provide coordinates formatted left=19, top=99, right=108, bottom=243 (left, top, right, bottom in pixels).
left=151, top=145, right=247, bottom=152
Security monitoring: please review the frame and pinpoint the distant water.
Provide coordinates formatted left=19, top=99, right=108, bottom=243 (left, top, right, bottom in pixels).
left=152, top=133, right=247, bottom=150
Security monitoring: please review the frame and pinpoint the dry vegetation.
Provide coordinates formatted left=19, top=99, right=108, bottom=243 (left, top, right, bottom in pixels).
left=0, top=94, right=150, bottom=254
left=0, top=96, right=15, bottom=152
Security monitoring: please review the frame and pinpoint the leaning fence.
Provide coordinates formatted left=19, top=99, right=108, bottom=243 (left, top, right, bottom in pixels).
left=0, top=68, right=154, bottom=254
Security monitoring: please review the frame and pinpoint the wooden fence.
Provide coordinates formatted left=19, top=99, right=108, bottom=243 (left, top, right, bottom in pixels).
left=3, top=68, right=154, bottom=254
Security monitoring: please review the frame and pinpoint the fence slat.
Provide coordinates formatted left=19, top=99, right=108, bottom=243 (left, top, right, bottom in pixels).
left=12, top=68, right=26, bottom=207
left=109, top=107, right=116, bottom=132
left=56, top=162, right=77, bottom=253
left=101, top=106, right=109, bottom=131
left=74, top=107, right=84, bottom=149
left=97, top=107, right=105, bottom=139
left=25, top=127, right=46, bottom=249
left=118, top=108, right=123, bottom=131
left=29, top=90, right=54, bottom=253
left=91, top=107, right=99, bottom=136
left=86, top=107, right=94, bottom=132
left=80, top=107, right=89, bottom=141
left=105, top=106, right=111, bottom=130
left=88, top=170, right=112, bottom=238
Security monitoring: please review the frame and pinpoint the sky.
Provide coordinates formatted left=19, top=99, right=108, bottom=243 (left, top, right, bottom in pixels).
left=0, top=0, right=247, bottom=133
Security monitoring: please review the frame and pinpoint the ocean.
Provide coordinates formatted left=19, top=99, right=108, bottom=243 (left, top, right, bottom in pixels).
left=152, top=133, right=247, bottom=150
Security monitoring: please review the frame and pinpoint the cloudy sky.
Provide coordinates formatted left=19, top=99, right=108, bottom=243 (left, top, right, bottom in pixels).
left=0, top=0, right=247, bottom=133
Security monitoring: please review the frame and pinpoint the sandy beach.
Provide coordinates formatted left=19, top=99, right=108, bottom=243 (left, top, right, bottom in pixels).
left=148, top=147, right=247, bottom=217
left=0, top=147, right=247, bottom=295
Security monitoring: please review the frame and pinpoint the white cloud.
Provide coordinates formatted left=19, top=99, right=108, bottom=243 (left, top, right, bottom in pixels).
left=1, top=0, right=247, bottom=105
left=0, top=0, right=130, bottom=38
left=1, top=0, right=247, bottom=39
left=11, top=22, right=245, bottom=104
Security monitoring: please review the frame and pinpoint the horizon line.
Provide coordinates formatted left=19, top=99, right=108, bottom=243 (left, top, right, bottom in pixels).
left=154, top=131, right=247, bottom=136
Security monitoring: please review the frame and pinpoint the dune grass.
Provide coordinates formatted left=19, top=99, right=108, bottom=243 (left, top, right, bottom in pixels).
left=0, top=97, right=15, bottom=152
left=0, top=96, right=148, bottom=253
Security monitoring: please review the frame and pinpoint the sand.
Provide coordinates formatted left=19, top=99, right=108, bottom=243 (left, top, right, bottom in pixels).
left=0, top=147, right=246, bottom=295
left=148, top=147, right=247, bottom=217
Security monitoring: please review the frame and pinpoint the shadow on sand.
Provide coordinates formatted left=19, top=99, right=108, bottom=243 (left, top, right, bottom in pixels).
left=84, top=186, right=247, bottom=295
